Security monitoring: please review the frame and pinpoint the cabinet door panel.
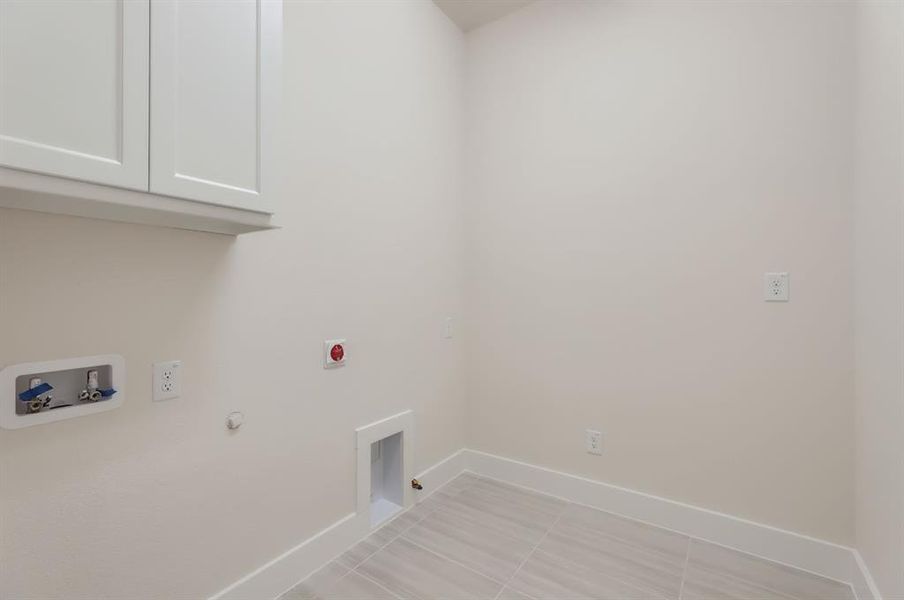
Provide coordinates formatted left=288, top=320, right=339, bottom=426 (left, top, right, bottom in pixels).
left=0, top=0, right=149, bottom=190
left=150, top=0, right=279, bottom=213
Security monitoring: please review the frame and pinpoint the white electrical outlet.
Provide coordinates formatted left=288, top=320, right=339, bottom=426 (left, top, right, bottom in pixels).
left=764, top=272, right=790, bottom=302
left=153, top=360, right=182, bottom=402
left=585, top=429, right=603, bottom=455
left=444, top=316, right=454, bottom=339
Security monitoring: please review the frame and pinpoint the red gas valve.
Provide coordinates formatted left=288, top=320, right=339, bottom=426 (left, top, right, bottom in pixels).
left=324, top=339, right=347, bottom=368
left=330, top=344, right=344, bottom=362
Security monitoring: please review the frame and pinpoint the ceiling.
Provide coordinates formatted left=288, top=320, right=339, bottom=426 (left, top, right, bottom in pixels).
left=433, top=0, right=535, bottom=32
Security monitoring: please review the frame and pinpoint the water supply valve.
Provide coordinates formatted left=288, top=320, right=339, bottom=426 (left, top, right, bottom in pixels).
left=1, top=354, right=125, bottom=429
left=19, top=378, right=53, bottom=414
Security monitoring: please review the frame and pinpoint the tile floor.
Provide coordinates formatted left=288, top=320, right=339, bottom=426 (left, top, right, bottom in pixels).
left=279, top=473, right=855, bottom=600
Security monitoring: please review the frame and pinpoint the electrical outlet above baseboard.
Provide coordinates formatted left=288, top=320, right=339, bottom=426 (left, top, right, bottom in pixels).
left=585, top=429, right=603, bottom=455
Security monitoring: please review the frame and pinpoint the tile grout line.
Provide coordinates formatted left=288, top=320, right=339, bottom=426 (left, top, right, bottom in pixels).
left=493, top=501, right=680, bottom=600
left=556, top=512, right=689, bottom=565
left=341, top=522, right=409, bottom=570
left=379, top=475, right=566, bottom=599
left=462, top=470, right=857, bottom=598
left=319, top=565, right=403, bottom=600
left=683, top=533, right=854, bottom=589
left=279, top=562, right=352, bottom=600
left=405, top=477, right=601, bottom=599
left=342, top=475, right=480, bottom=569
left=468, top=478, right=694, bottom=600
left=397, top=534, right=514, bottom=589
left=450, top=478, right=828, bottom=600
left=349, top=474, right=847, bottom=600
left=676, top=536, right=692, bottom=600
left=676, top=560, right=809, bottom=600
left=351, top=568, right=406, bottom=600
left=490, top=505, right=568, bottom=600
left=346, top=476, right=484, bottom=595
left=680, top=535, right=852, bottom=600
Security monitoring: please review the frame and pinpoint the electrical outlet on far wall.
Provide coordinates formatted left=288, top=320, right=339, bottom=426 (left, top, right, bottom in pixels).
left=764, top=272, right=790, bottom=302
left=585, top=429, right=603, bottom=455
left=443, top=316, right=454, bottom=339
left=152, top=360, right=182, bottom=402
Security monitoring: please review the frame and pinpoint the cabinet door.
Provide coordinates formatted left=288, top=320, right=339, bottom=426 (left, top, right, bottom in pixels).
left=0, top=0, right=150, bottom=190
left=150, top=0, right=280, bottom=213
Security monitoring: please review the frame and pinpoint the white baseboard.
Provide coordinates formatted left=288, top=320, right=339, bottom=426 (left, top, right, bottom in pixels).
left=210, top=512, right=361, bottom=600
left=850, top=550, right=884, bottom=600
left=208, top=449, right=466, bottom=600
left=412, top=448, right=467, bottom=496
left=462, top=449, right=877, bottom=600
left=210, top=447, right=881, bottom=600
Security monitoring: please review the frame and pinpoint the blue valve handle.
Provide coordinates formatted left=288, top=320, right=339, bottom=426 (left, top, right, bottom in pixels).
left=99, top=388, right=117, bottom=398
left=18, top=382, right=53, bottom=401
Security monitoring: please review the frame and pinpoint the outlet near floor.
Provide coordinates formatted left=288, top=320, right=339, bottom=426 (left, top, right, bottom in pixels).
left=152, top=360, right=182, bottom=402
left=764, top=272, right=790, bottom=302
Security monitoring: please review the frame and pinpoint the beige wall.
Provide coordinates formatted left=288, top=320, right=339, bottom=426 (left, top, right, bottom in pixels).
left=464, top=0, right=856, bottom=544
left=5, top=1, right=901, bottom=596
left=853, top=1, right=904, bottom=597
left=0, top=1, right=466, bottom=598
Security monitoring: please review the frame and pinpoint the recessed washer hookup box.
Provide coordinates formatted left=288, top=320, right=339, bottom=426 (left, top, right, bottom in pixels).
left=0, top=354, right=125, bottom=429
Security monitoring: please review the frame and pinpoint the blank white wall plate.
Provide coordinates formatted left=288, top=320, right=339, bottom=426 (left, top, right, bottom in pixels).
left=0, top=354, right=125, bottom=429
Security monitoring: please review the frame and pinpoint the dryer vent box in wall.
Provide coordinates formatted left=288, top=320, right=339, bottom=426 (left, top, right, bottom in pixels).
left=0, top=355, right=125, bottom=429
left=370, top=433, right=404, bottom=525
left=356, top=410, right=415, bottom=528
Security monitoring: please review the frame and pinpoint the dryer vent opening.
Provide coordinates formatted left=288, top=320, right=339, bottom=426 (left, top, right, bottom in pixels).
left=370, top=432, right=403, bottom=526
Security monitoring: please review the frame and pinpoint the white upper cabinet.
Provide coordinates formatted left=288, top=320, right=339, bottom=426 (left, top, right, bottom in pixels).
left=0, top=0, right=150, bottom=190
left=0, top=0, right=280, bottom=234
left=150, top=0, right=280, bottom=213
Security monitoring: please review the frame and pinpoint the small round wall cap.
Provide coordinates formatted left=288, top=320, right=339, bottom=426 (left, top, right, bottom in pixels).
left=226, top=411, right=244, bottom=430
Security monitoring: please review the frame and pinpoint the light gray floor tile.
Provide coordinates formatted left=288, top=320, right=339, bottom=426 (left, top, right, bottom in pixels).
left=279, top=561, right=349, bottom=600
left=318, top=571, right=401, bottom=600
left=685, top=540, right=855, bottom=600
left=403, top=506, right=536, bottom=582
left=535, top=504, right=688, bottom=598
left=497, top=586, right=534, bottom=600
left=357, top=536, right=503, bottom=600
left=338, top=506, right=432, bottom=569
left=468, top=478, right=567, bottom=519
left=509, top=549, right=670, bottom=600
left=443, top=472, right=484, bottom=493
left=681, top=565, right=799, bottom=600
left=560, top=504, right=689, bottom=559
left=415, top=472, right=482, bottom=513
left=337, top=536, right=384, bottom=570
left=440, top=479, right=566, bottom=544
left=433, top=489, right=550, bottom=545
left=287, top=477, right=857, bottom=600
left=381, top=509, right=427, bottom=537
left=405, top=498, right=439, bottom=521
left=417, top=487, right=462, bottom=512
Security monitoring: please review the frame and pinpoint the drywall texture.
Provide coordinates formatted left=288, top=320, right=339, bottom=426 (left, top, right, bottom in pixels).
left=853, top=2, right=904, bottom=597
left=0, top=1, right=465, bottom=598
left=464, top=0, right=856, bottom=544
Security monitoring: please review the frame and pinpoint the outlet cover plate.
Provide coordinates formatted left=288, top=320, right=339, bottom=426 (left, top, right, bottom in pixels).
left=586, top=429, right=603, bottom=455
left=153, top=360, right=182, bottom=402
left=764, top=272, right=790, bottom=302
